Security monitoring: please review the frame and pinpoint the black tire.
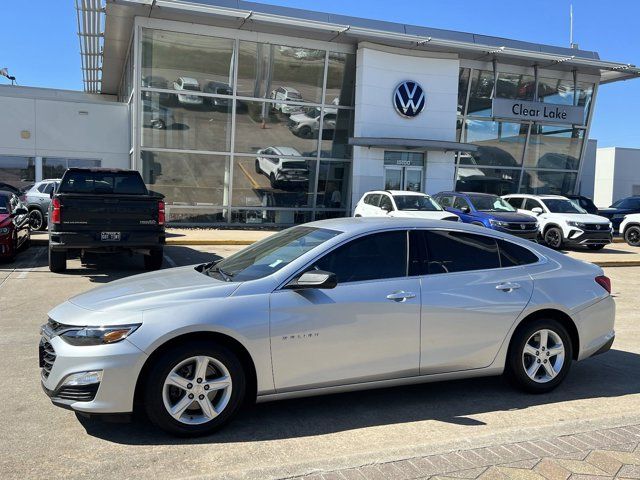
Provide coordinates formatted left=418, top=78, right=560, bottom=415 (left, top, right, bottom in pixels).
left=543, top=226, right=564, bottom=249
left=505, top=318, right=573, bottom=394
left=144, top=248, right=164, bottom=270
left=587, top=244, right=606, bottom=251
left=298, top=126, right=312, bottom=138
left=49, top=248, right=67, bottom=273
left=624, top=225, right=640, bottom=247
left=144, top=341, right=247, bottom=436
left=255, top=160, right=261, bottom=174
left=29, top=208, right=45, bottom=231
left=151, top=119, right=166, bottom=130
left=269, top=173, right=277, bottom=189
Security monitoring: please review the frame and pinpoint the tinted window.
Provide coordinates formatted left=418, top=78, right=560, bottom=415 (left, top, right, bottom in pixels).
left=498, top=239, right=539, bottom=267
left=542, top=199, right=585, bottom=214
left=523, top=199, right=543, bottom=211
left=452, top=197, right=470, bottom=210
left=435, top=195, right=453, bottom=208
left=412, top=230, right=500, bottom=275
left=379, top=195, right=393, bottom=211
left=60, top=171, right=148, bottom=195
left=43, top=183, right=55, bottom=195
left=314, top=231, right=407, bottom=283
left=0, top=194, right=10, bottom=213
left=505, top=197, right=523, bottom=209
left=37, top=183, right=48, bottom=193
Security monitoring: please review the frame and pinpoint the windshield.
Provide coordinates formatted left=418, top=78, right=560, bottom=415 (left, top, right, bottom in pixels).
left=303, top=107, right=321, bottom=118
left=287, top=91, right=302, bottom=100
left=612, top=198, right=640, bottom=209
left=393, top=195, right=442, bottom=211
left=0, top=195, right=10, bottom=213
left=468, top=195, right=515, bottom=212
left=206, top=226, right=341, bottom=282
left=182, top=84, right=200, bottom=91
left=542, top=199, right=586, bottom=214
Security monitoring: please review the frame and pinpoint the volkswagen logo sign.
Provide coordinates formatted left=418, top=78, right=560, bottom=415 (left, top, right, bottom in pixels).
left=394, top=81, right=426, bottom=118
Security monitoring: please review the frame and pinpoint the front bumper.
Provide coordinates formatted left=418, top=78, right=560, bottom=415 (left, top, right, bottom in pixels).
left=564, top=230, right=613, bottom=246
left=49, top=230, right=165, bottom=252
left=492, top=227, right=539, bottom=241
left=39, top=332, right=147, bottom=414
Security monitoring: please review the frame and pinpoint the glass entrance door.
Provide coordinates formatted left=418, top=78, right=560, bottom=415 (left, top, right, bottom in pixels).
left=384, top=167, right=403, bottom=190
left=404, top=167, right=423, bottom=192
left=383, top=151, right=425, bottom=192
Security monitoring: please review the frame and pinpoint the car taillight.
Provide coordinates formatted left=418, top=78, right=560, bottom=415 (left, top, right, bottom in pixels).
left=51, top=198, right=61, bottom=224
left=158, top=200, right=165, bottom=226
left=595, top=275, right=611, bottom=294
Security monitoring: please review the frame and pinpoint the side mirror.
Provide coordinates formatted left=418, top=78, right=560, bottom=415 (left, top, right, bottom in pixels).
left=286, top=270, right=337, bottom=290
left=531, top=207, right=543, bottom=215
left=461, top=206, right=471, bottom=214
left=12, top=207, right=28, bottom=216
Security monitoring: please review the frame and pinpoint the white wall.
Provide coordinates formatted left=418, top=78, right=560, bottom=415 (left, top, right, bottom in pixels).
left=593, top=147, right=640, bottom=207
left=593, top=147, right=616, bottom=207
left=578, top=139, right=597, bottom=199
left=351, top=44, right=459, bottom=207
left=0, top=85, right=130, bottom=177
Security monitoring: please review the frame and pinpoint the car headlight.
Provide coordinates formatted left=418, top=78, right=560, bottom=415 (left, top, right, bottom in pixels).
left=0, top=227, right=9, bottom=235
left=567, top=221, right=586, bottom=228
left=489, top=219, right=509, bottom=228
left=59, top=324, right=140, bottom=346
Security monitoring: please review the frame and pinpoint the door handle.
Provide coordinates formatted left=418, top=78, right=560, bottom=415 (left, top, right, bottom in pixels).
left=496, top=282, right=521, bottom=292
left=386, top=291, right=416, bottom=302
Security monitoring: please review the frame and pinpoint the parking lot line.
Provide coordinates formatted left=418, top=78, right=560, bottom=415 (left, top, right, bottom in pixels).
left=16, top=246, right=46, bottom=279
left=238, top=160, right=261, bottom=189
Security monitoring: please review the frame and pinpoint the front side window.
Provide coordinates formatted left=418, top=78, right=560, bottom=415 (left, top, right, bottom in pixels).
left=523, top=199, right=544, bottom=211
left=379, top=195, right=394, bottom=212
left=452, top=196, right=470, bottom=210
left=468, top=195, right=516, bottom=212
left=208, top=226, right=341, bottom=282
left=542, top=198, right=585, bottom=214
left=410, top=230, right=500, bottom=275
left=313, top=231, right=407, bottom=283
left=393, top=195, right=442, bottom=212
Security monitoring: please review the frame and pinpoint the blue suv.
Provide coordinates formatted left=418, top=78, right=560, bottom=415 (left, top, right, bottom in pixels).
left=433, top=192, right=539, bottom=240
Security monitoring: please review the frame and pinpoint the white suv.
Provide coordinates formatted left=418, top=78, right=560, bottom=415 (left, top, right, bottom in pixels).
left=503, top=194, right=612, bottom=250
left=269, top=86, right=304, bottom=115
left=354, top=190, right=459, bottom=221
left=172, top=77, right=203, bottom=106
left=255, top=147, right=309, bottom=189
left=620, top=214, right=640, bottom=246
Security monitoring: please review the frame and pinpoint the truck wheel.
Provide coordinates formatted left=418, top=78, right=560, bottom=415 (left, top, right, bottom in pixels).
left=49, top=248, right=67, bottom=273
left=624, top=225, right=640, bottom=247
left=144, top=249, right=164, bottom=270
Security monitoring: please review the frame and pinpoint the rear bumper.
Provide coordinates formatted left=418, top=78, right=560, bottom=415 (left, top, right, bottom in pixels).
left=576, top=295, right=616, bottom=361
left=49, top=230, right=165, bottom=251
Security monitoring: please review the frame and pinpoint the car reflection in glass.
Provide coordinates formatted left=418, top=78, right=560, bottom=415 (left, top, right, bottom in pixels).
left=255, top=147, right=310, bottom=190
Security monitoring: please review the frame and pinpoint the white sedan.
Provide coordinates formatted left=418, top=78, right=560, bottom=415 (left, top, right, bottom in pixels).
left=354, top=190, right=459, bottom=222
left=40, top=218, right=615, bottom=436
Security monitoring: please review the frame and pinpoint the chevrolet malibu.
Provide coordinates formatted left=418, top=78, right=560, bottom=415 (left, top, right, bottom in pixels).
left=40, top=218, right=615, bottom=436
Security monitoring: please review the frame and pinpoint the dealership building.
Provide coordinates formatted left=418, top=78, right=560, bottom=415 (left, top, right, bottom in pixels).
left=0, top=0, right=638, bottom=225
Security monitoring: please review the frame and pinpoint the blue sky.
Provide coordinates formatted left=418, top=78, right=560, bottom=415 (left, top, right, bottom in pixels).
left=1, top=0, right=638, bottom=147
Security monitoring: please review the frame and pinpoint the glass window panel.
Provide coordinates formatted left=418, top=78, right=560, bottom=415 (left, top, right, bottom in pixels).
left=314, top=210, right=347, bottom=221
left=467, top=70, right=495, bottom=116
left=237, top=41, right=325, bottom=103
left=524, top=125, right=584, bottom=169
left=538, top=77, right=575, bottom=105
left=326, top=52, right=356, bottom=106
left=319, top=109, right=354, bottom=159
left=422, top=231, right=500, bottom=274
left=458, top=68, right=470, bottom=115
left=166, top=206, right=227, bottom=224
left=0, top=156, right=35, bottom=189
left=496, top=72, right=535, bottom=101
left=464, top=120, right=527, bottom=167
left=234, top=100, right=319, bottom=156
left=141, top=93, right=232, bottom=152
left=141, top=150, right=229, bottom=206
left=232, top=156, right=315, bottom=208
left=316, top=161, right=350, bottom=209
left=520, top=169, right=577, bottom=195
left=67, top=159, right=101, bottom=168
left=141, top=29, right=235, bottom=93
left=42, top=159, right=67, bottom=179
left=231, top=209, right=312, bottom=225
left=456, top=166, right=521, bottom=195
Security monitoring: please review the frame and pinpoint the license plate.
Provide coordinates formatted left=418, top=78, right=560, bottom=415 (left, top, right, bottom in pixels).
left=101, top=231, right=121, bottom=241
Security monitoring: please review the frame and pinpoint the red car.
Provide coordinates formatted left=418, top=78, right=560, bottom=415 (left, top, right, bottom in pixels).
left=0, top=190, right=31, bottom=262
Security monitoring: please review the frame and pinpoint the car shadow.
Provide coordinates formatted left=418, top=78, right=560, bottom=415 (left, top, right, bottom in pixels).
left=78, top=348, right=640, bottom=445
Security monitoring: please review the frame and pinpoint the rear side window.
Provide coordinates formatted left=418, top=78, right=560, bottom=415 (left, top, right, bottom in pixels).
left=37, top=183, right=48, bottom=193
left=313, top=231, right=407, bottom=283
left=43, top=183, right=55, bottom=195
left=410, top=230, right=500, bottom=275
left=498, top=240, right=539, bottom=267
left=367, top=194, right=381, bottom=206
left=59, top=171, right=148, bottom=195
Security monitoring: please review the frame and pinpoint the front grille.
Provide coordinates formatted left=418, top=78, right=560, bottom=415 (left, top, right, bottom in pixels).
left=504, top=222, right=538, bottom=231
left=56, top=384, right=99, bottom=402
left=582, top=223, right=610, bottom=231
left=39, top=338, right=56, bottom=379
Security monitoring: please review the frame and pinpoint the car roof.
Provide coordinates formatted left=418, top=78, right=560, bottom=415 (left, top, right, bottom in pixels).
left=270, top=146, right=303, bottom=156
left=435, top=191, right=497, bottom=197
left=179, top=77, right=199, bottom=84
left=503, top=193, right=567, bottom=199
left=283, top=86, right=301, bottom=93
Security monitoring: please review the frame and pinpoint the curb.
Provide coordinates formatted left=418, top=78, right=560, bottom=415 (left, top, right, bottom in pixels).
left=165, top=239, right=256, bottom=246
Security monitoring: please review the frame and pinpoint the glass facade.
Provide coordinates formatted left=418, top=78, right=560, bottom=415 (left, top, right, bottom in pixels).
left=139, top=28, right=355, bottom=225
left=0, top=156, right=35, bottom=190
left=456, top=67, right=593, bottom=196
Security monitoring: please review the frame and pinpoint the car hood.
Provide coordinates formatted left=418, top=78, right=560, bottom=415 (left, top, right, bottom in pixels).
left=548, top=213, right=610, bottom=223
left=389, top=210, right=458, bottom=220
left=289, top=113, right=313, bottom=123
left=64, top=265, right=239, bottom=313
left=475, top=211, right=536, bottom=222
left=0, top=213, right=10, bottom=226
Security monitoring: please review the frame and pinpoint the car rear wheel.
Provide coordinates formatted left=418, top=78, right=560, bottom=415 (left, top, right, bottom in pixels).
left=543, top=227, right=564, bottom=249
left=29, top=209, right=45, bottom=231
left=49, top=248, right=67, bottom=273
left=144, top=248, right=164, bottom=270
left=144, top=341, right=246, bottom=436
left=624, top=225, right=640, bottom=247
left=255, top=160, right=261, bottom=174
left=505, top=319, right=573, bottom=393
left=269, top=173, right=277, bottom=189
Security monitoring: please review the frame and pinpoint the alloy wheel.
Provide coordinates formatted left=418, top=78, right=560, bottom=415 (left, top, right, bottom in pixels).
left=162, top=356, right=232, bottom=425
left=29, top=210, right=43, bottom=231
left=626, top=227, right=640, bottom=246
left=522, top=329, right=565, bottom=383
left=545, top=229, right=562, bottom=248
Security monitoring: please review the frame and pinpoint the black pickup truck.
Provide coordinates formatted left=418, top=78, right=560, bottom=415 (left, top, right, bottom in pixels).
left=48, top=168, right=166, bottom=272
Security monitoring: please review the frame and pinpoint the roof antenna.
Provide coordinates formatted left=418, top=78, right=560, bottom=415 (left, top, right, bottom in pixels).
left=570, top=3, right=579, bottom=49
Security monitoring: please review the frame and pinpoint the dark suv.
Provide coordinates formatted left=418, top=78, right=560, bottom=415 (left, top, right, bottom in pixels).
left=599, top=196, right=640, bottom=232
left=433, top=192, right=538, bottom=240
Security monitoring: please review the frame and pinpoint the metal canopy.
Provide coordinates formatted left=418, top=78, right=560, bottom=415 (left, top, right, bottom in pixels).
left=75, top=0, right=105, bottom=93
left=349, top=137, right=479, bottom=153
left=93, top=0, right=640, bottom=94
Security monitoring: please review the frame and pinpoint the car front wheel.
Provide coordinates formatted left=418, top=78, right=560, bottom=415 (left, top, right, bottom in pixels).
left=543, top=227, right=564, bottom=249
left=506, top=319, right=573, bottom=393
left=624, top=225, right=640, bottom=247
left=144, top=342, right=246, bottom=436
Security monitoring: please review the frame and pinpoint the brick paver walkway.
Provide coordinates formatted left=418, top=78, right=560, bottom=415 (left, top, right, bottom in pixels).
left=295, top=424, right=640, bottom=480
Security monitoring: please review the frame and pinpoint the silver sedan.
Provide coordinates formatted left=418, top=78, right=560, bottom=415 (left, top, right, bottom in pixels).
left=39, top=218, right=615, bottom=436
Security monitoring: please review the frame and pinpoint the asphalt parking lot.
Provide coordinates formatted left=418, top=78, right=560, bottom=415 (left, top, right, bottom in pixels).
left=1, top=245, right=639, bottom=480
